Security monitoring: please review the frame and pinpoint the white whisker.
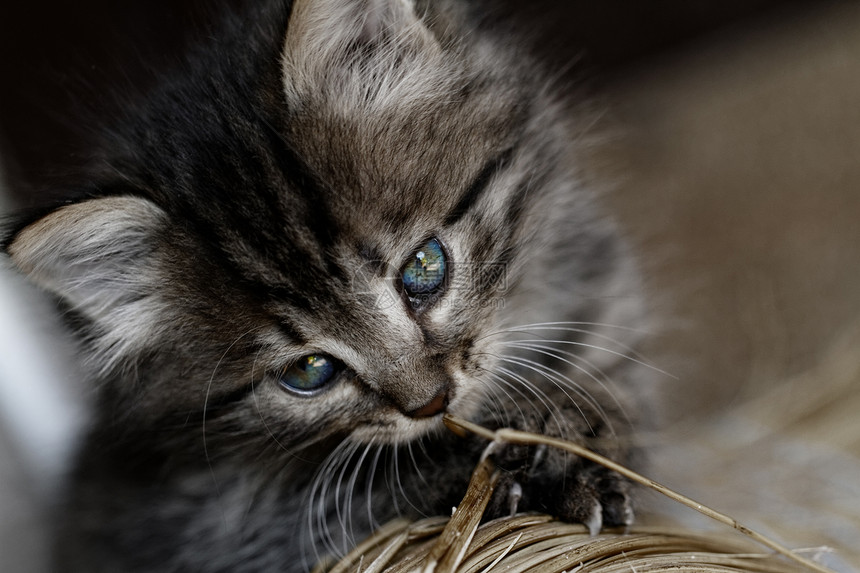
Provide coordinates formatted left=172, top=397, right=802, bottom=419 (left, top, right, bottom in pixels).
left=415, top=435, right=431, bottom=463
left=474, top=320, right=645, bottom=345
left=365, top=444, right=384, bottom=531
left=249, top=348, right=297, bottom=457
left=479, top=368, right=529, bottom=424
left=503, top=320, right=650, bottom=335
left=495, top=365, right=567, bottom=437
left=502, top=337, right=669, bottom=377
left=345, top=441, right=374, bottom=548
left=482, top=389, right=508, bottom=426
left=503, top=341, right=632, bottom=429
left=406, top=440, right=430, bottom=488
left=304, top=439, right=354, bottom=563
left=499, top=355, right=605, bottom=437
left=471, top=350, right=526, bottom=414
left=392, top=444, right=426, bottom=518
left=333, top=441, right=361, bottom=554
left=383, top=447, right=401, bottom=517
left=201, top=328, right=259, bottom=533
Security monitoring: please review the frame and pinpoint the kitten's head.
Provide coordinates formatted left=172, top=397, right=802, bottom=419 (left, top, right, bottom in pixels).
left=4, top=0, right=634, bottom=460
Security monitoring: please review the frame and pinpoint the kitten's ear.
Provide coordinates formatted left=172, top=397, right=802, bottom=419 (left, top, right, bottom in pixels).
left=6, top=196, right=167, bottom=328
left=282, top=0, right=443, bottom=103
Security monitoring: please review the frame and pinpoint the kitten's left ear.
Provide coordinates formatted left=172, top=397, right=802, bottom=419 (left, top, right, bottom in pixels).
left=282, top=0, right=443, bottom=104
left=6, top=196, right=166, bottom=313
left=5, top=196, right=169, bottom=371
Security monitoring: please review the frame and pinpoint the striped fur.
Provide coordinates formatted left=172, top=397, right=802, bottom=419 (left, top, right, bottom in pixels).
left=4, top=0, right=649, bottom=571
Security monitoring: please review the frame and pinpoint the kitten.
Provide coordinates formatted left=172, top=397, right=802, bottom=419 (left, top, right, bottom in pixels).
left=3, top=0, right=649, bottom=571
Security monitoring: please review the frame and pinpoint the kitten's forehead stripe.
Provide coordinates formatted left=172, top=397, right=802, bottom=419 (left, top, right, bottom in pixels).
left=505, top=169, right=550, bottom=232
left=443, top=147, right=516, bottom=227
left=261, top=120, right=340, bottom=252
left=276, top=317, right=308, bottom=345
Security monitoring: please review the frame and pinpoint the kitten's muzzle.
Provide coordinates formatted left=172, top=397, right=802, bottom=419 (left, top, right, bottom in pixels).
left=379, top=353, right=452, bottom=418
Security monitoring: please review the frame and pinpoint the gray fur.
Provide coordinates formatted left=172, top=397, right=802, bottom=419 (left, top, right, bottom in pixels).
left=4, top=0, right=650, bottom=570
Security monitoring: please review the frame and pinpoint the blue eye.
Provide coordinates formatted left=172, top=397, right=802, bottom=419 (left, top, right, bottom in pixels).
left=277, top=355, right=337, bottom=393
left=401, top=238, right=447, bottom=299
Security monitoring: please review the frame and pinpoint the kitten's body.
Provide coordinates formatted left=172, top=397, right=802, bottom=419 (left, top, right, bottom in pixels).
left=4, top=1, right=649, bottom=571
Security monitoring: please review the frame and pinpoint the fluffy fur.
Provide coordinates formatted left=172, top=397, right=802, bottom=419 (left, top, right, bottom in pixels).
left=4, top=0, right=649, bottom=571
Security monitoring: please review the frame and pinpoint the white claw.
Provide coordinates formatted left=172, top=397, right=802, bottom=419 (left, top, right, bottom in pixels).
left=530, top=444, right=547, bottom=472
left=622, top=499, right=635, bottom=528
left=480, top=440, right=500, bottom=463
left=585, top=499, right=603, bottom=537
left=508, top=481, right=523, bottom=516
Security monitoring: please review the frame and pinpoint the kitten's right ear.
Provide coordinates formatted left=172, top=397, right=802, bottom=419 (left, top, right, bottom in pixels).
left=284, top=0, right=435, bottom=58
left=282, top=0, right=444, bottom=105
left=6, top=196, right=167, bottom=343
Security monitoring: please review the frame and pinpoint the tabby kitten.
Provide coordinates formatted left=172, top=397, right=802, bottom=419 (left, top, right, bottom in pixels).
left=4, top=0, right=648, bottom=571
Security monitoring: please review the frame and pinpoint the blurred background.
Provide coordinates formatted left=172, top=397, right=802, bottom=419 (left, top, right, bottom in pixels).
left=1, top=1, right=858, bottom=571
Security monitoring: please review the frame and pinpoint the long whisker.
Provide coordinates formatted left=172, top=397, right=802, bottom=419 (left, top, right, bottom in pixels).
left=345, top=440, right=374, bottom=549
left=383, top=447, right=401, bottom=517
left=483, top=360, right=552, bottom=425
left=466, top=352, right=528, bottom=426
left=307, top=444, right=337, bottom=561
left=249, top=348, right=299, bottom=458
left=501, top=354, right=611, bottom=437
left=478, top=367, right=529, bottom=424
left=406, top=439, right=430, bottom=488
left=499, top=356, right=595, bottom=436
left=501, top=320, right=650, bottom=334
left=501, top=337, right=669, bottom=376
left=415, top=435, right=431, bottom=463
left=477, top=321, right=672, bottom=378
left=474, top=320, right=649, bottom=344
left=392, top=444, right=427, bottom=518
left=332, top=441, right=361, bottom=555
left=503, top=341, right=632, bottom=429
left=365, top=444, right=384, bottom=531
left=481, top=387, right=509, bottom=426
left=302, top=446, right=328, bottom=567
left=201, top=328, right=259, bottom=532
left=305, top=438, right=353, bottom=562
left=490, top=324, right=632, bottom=352
left=495, top=365, right=567, bottom=437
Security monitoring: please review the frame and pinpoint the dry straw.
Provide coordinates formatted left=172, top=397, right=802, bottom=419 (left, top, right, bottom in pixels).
left=317, top=415, right=836, bottom=573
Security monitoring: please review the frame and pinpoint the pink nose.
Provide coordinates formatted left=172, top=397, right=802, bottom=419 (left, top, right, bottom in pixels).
left=407, top=390, right=448, bottom=418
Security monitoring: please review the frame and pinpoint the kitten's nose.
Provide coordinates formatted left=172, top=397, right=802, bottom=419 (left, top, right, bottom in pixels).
left=406, top=389, right=449, bottom=418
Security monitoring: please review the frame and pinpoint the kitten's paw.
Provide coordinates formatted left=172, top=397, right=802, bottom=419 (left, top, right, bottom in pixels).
left=554, top=465, right=634, bottom=533
left=481, top=417, right=635, bottom=532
